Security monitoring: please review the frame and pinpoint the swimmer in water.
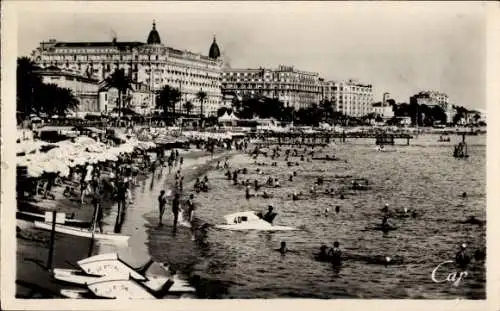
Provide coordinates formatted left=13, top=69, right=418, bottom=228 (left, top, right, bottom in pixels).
left=324, top=207, right=329, bottom=216
left=335, top=206, right=340, bottom=213
left=455, top=243, right=470, bottom=269
left=317, top=245, right=329, bottom=261
left=278, top=241, right=288, bottom=254
left=461, top=192, right=467, bottom=198
left=328, top=241, right=342, bottom=266
left=310, top=185, right=316, bottom=194
left=263, top=205, right=276, bottom=224
left=381, top=203, right=389, bottom=214
left=381, top=215, right=392, bottom=228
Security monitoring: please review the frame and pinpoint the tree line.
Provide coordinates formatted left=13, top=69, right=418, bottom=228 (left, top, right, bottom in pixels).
left=17, top=57, right=79, bottom=121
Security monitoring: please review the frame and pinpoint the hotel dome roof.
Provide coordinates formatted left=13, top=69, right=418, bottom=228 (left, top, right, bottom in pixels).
left=147, top=21, right=161, bottom=45
left=209, top=36, right=221, bottom=59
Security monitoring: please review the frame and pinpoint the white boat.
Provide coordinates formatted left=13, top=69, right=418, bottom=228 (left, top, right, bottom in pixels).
left=86, top=277, right=174, bottom=299
left=60, top=288, right=90, bottom=299
left=214, top=211, right=296, bottom=231
left=17, top=211, right=91, bottom=228
left=16, top=219, right=35, bottom=230
left=54, top=253, right=195, bottom=295
left=54, top=268, right=103, bottom=285
left=76, top=253, right=146, bottom=280
left=33, top=221, right=130, bottom=243
left=87, top=278, right=156, bottom=299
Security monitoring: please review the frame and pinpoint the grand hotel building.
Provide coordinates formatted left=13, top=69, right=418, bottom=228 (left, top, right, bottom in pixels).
left=30, top=21, right=224, bottom=116
left=321, top=79, right=374, bottom=117
left=221, top=65, right=321, bottom=110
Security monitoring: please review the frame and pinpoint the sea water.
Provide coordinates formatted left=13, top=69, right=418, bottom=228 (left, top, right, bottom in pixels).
left=134, top=135, right=485, bottom=299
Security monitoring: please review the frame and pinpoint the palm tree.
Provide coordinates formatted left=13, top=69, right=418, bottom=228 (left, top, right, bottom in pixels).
left=184, top=101, right=193, bottom=116
left=17, top=57, right=42, bottom=119
left=320, top=99, right=334, bottom=122
left=105, top=68, right=133, bottom=126
left=157, top=85, right=181, bottom=124
left=196, top=90, right=207, bottom=127
left=38, top=84, right=79, bottom=116
left=231, top=94, right=241, bottom=114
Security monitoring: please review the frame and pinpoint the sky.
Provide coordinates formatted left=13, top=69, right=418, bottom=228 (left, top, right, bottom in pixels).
left=15, top=1, right=487, bottom=109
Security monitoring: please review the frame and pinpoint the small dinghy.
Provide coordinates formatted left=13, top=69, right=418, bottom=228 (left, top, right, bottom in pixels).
left=34, top=221, right=130, bottom=243
left=214, top=211, right=296, bottom=231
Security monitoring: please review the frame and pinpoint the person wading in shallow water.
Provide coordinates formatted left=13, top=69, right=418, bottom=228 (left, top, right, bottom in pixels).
left=172, top=192, right=180, bottom=233
left=158, top=190, right=167, bottom=225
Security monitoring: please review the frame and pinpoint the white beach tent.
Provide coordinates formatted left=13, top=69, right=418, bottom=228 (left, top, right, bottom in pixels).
left=228, top=113, right=239, bottom=121
left=218, top=111, right=238, bottom=126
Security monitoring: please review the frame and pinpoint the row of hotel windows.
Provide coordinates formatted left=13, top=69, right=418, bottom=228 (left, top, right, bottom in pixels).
left=144, top=78, right=219, bottom=88
left=47, top=62, right=219, bottom=78
left=222, top=78, right=317, bottom=84
left=223, top=83, right=319, bottom=89
left=40, top=58, right=219, bottom=76
left=46, top=53, right=167, bottom=62
left=143, top=69, right=219, bottom=79
left=223, top=71, right=317, bottom=78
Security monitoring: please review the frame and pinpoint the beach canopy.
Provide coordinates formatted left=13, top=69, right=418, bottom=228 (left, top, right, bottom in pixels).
left=218, top=112, right=239, bottom=124
left=218, top=112, right=232, bottom=122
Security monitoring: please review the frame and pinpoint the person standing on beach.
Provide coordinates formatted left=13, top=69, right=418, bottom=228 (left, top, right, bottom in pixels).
left=186, top=193, right=195, bottom=222
left=92, top=189, right=104, bottom=232
left=167, top=157, right=173, bottom=174
left=158, top=190, right=167, bottom=225
left=179, top=176, right=184, bottom=193
left=172, top=192, right=180, bottom=232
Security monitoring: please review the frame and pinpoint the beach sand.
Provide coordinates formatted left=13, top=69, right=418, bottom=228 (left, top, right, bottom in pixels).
left=15, top=147, right=237, bottom=298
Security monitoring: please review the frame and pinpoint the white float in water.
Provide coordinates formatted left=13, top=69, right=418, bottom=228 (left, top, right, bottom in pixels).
left=214, top=211, right=296, bottom=231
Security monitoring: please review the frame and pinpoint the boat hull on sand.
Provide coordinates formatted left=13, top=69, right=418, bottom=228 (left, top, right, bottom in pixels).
left=33, top=221, right=129, bottom=243
left=87, top=279, right=156, bottom=299
left=60, top=289, right=94, bottom=299
left=17, top=211, right=91, bottom=228
left=55, top=253, right=195, bottom=294
left=55, top=270, right=194, bottom=295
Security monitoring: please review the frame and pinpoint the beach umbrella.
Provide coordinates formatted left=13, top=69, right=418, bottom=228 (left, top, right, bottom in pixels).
left=27, top=164, right=44, bottom=178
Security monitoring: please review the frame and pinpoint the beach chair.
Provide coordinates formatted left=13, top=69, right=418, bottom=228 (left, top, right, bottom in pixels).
left=35, top=180, right=48, bottom=196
